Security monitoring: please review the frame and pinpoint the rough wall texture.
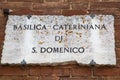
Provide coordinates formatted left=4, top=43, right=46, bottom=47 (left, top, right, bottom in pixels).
left=0, top=0, right=120, bottom=80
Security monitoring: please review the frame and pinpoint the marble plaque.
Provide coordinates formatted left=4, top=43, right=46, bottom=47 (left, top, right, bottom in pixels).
left=1, top=15, right=116, bottom=65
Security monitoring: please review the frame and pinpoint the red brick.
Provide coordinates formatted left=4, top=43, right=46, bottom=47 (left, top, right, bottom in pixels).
left=116, top=48, right=120, bottom=59
left=53, top=68, right=70, bottom=76
left=93, top=77, right=120, bottom=80
left=59, top=77, right=70, bottom=80
left=0, top=34, right=3, bottom=40
left=0, top=66, right=28, bottom=76
left=115, top=10, right=120, bottom=18
left=39, top=76, right=59, bottom=80
left=72, top=3, right=89, bottom=9
left=89, top=9, right=120, bottom=19
left=62, top=10, right=88, bottom=16
left=89, top=9, right=116, bottom=14
left=43, top=9, right=61, bottom=15
left=30, top=67, right=53, bottom=76
left=115, top=19, right=120, bottom=25
left=117, top=59, right=120, bottom=67
left=90, top=2, right=120, bottom=9
left=59, top=77, right=94, bottom=80
left=102, top=0, right=120, bottom=2
left=0, top=18, right=6, bottom=25
left=33, top=2, right=69, bottom=10
left=88, top=8, right=120, bottom=19
left=66, top=0, right=89, bottom=3
left=0, top=10, right=4, bottom=17
left=0, top=33, right=5, bottom=38
left=90, top=0, right=102, bottom=2
left=0, top=2, right=32, bottom=10
left=10, top=9, right=43, bottom=15
left=115, top=19, right=120, bottom=30
left=94, top=67, right=120, bottom=76
left=7, top=0, right=43, bottom=3
left=0, top=76, right=38, bottom=80
left=115, top=15, right=120, bottom=19
left=71, top=67, right=91, bottom=76
left=106, top=77, right=120, bottom=80
left=116, top=42, right=120, bottom=48
left=45, top=0, right=63, bottom=2
left=0, top=25, right=5, bottom=32
left=70, top=77, right=92, bottom=80
left=91, top=0, right=120, bottom=2
left=115, top=30, right=120, bottom=42
left=0, top=0, right=5, bottom=2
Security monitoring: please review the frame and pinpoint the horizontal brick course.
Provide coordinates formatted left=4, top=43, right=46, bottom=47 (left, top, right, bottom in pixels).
left=0, top=76, right=38, bottom=80
left=94, top=67, right=120, bottom=76
left=0, top=2, right=32, bottom=10
left=62, top=10, right=88, bottom=16
left=7, top=0, right=43, bottom=3
left=33, top=2, right=70, bottom=10
left=0, top=66, right=28, bottom=76
left=90, top=2, right=120, bottom=9
left=71, top=67, right=91, bottom=76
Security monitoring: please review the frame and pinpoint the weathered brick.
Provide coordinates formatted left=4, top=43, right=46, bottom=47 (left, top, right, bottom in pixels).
left=30, top=66, right=53, bottom=76
left=102, top=0, right=120, bottom=2
left=70, top=77, right=93, bottom=80
left=39, top=76, right=59, bottom=80
left=0, top=66, right=28, bottom=76
left=115, top=19, right=120, bottom=30
left=0, top=76, right=38, bottom=80
left=0, top=2, right=32, bottom=10
left=7, top=0, right=43, bottom=3
left=90, top=2, right=120, bottom=9
left=0, top=32, right=5, bottom=39
left=59, top=77, right=94, bottom=80
left=117, top=59, right=120, bottom=67
left=89, top=9, right=120, bottom=19
left=10, top=9, right=43, bottom=15
left=43, top=9, right=61, bottom=15
left=115, top=10, right=120, bottom=18
left=90, top=0, right=102, bottom=2
left=115, top=19, right=120, bottom=25
left=89, top=9, right=116, bottom=14
left=93, top=77, right=120, bottom=80
left=0, top=34, right=5, bottom=41
left=94, top=67, right=120, bottom=76
left=71, top=67, right=91, bottom=76
left=91, top=0, right=120, bottom=2
left=116, top=48, right=120, bottom=59
left=115, top=30, right=120, bottom=42
left=0, top=10, right=4, bottom=17
left=62, top=10, right=88, bottom=16
left=0, top=17, right=6, bottom=25
left=52, top=68, right=70, bottom=76
left=116, top=42, right=120, bottom=48
left=72, top=3, right=89, bottom=9
left=106, top=77, right=120, bottom=80
left=115, top=15, right=120, bottom=19
left=45, top=0, right=63, bottom=2
left=0, top=0, right=5, bottom=2
left=33, top=2, right=69, bottom=10
left=65, top=0, right=89, bottom=3
left=59, top=77, right=70, bottom=80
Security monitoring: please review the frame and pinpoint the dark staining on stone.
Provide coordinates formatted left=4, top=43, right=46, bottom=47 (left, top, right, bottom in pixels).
left=90, top=14, right=95, bottom=19
left=27, top=15, right=32, bottom=19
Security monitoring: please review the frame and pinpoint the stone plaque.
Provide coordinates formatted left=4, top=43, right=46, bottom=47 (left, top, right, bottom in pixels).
left=1, top=15, right=116, bottom=65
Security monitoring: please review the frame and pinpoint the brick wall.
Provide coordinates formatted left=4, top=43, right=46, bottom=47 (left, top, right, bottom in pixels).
left=0, top=0, right=120, bottom=80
